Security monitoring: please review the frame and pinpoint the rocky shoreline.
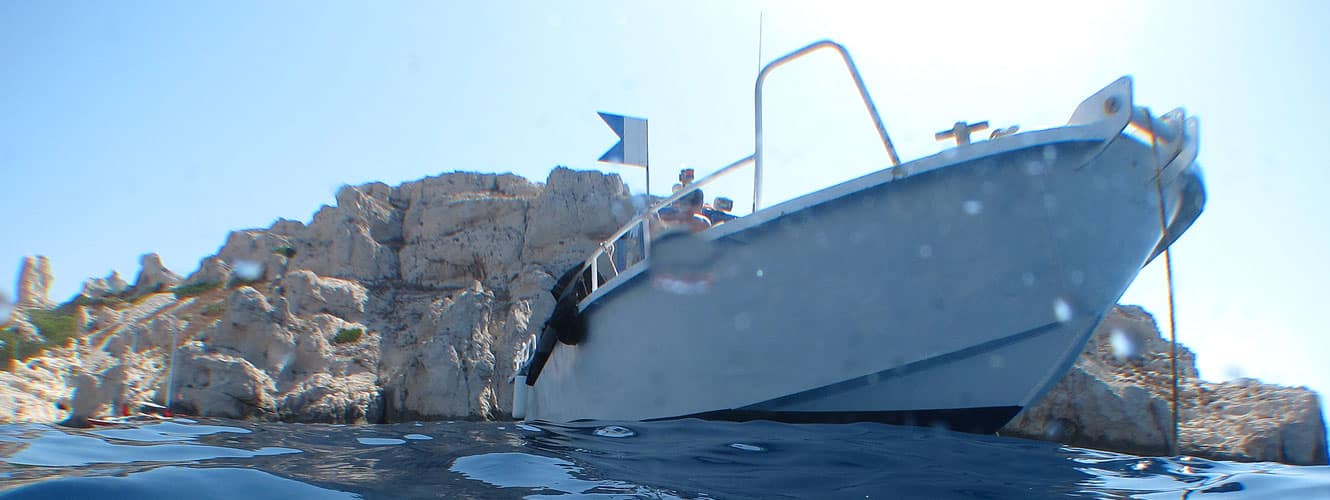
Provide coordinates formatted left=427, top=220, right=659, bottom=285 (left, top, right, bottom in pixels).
left=1, top=168, right=1325, bottom=466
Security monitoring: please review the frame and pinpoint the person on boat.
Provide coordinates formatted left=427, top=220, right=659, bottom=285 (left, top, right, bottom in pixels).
left=672, top=169, right=712, bottom=230
left=655, top=168, right=711, bottom=232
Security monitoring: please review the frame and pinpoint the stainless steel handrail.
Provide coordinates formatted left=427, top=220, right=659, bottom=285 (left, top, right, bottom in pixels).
left=754, top=39, right=900, bottom=212
left=573, top=39, right=901, bottom=296
left=582, top=154, right=756, bottom=293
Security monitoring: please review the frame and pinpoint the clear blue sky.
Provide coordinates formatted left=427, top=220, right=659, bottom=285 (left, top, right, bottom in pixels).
left=3, top=1, right=1328, bottom=436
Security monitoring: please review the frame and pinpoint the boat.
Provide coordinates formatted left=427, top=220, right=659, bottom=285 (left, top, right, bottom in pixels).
left=513, top=40, right=1206, bottom=434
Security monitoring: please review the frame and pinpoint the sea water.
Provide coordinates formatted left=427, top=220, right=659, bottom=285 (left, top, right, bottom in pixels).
left=1, top=418, right=1327, bottom=499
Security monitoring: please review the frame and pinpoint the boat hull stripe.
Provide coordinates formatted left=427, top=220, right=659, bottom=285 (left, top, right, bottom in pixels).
left=741, top=320, right=1062, bottom=412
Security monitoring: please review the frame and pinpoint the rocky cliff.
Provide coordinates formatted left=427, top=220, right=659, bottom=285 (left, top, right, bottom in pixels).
left=1, top=168, right=1325, bottom=466
left=2, top=167, right=631, bottom=426
left=1002, top=305, right=1327, bottom=466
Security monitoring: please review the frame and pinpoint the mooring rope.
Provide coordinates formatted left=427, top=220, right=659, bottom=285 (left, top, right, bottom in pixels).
left=1144, top=108, right=1182, bottom=456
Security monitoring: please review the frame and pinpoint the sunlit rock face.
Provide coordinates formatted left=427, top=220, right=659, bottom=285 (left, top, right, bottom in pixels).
left=184, top=256, right=231, bottom=286
left=1003, top=305, right=1328, bottom=466
left=131, top=253, right=182, bottom=295
left=0, top=168, right=630, bottom=427
left=78, top=271, right=130, bottom=302
left=16, top=256, right=54, bottom=309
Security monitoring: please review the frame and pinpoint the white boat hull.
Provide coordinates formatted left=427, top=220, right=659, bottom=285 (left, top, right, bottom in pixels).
left=522, top=77, right=1206, bottom=433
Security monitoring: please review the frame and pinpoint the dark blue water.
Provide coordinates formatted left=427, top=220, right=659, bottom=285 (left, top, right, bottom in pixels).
left=1, top=418, right=1327, bottom=499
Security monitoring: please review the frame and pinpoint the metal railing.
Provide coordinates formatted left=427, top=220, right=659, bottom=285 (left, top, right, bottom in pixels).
left=563, top=40, right=900, bottom=302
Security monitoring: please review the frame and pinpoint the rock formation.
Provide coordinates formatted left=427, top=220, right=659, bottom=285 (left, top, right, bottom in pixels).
left=1002, top=305, right=1328, bottom=466
left=78, top=271, right=130, bottom=302
left=0, top=168, right=1324, bottom=467
left=0, top=167, right=630, bottom=428
left=130, top=253, right=182, bottom=295
left=15, top=256, right=53, bottom=309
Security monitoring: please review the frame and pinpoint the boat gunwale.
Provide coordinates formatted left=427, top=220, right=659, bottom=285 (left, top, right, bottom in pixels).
left=577, top=124, right=1119, bottom=312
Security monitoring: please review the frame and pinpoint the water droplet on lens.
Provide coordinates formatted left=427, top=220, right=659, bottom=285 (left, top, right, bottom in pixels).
left=1021, top=272, right=1036, bottom=286
left=1109, top=329, right=1137, bottom=359
left=1042, top=145, right=1058, bottom=162
left=729, top=443, right=765, bottom=452
left=233, top=260, right=263, bottom=281
left=733, top=312, right=751, bottom=332
left=594, top=425, right=636, bottom=438
left=1053, top=298, right=1073, bottom=322
left=962, top=200, right=983, bottom=215
left=918, top=245, right=933, bottom=258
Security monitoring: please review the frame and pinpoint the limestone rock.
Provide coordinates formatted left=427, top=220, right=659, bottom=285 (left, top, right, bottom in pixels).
left=280, top=270, right=368, bottom=322
left=397, top=172, right=537, bottom=289
left=202, top=287, right=295, bottom=375
left=131, top=253, right=182, bottom=295
left=172, top=344, right=277, bottom=419
left=289, top=184, right=400, bottom=283
left=1004, top=305, right=1329, bottom=465
left=1004, top=365, right=1175, bottom=456
left=184, top=256, right=231, bottom=286
left=522, top=167, right=634, bottom=274
left=78, top=271, right=130, bottom=301
left=218, top=229, right=295, bottom=282
left=16, top=256, right=54, bottom=309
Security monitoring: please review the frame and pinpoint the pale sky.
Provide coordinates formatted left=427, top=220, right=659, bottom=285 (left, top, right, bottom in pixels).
left=2, top=1, right=1327, bottom=436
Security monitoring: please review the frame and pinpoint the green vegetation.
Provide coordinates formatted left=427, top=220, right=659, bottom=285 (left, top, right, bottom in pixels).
left=272, top=246, right=297, bottom=259
left=202, top=300, right=227, bottom=317
left=0, top=327, right=40, bottom=367
left=172, top=281, right=221, bottom=299
left=26, top=309, right=77, bottom=348
left=1, top=309, right=79, bottom=368
left=333, top=328, right=363, bottom=345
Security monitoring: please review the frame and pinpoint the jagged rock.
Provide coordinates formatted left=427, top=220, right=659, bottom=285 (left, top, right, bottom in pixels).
left=218, top=230, right=295, bottom=282
left=522, top=167, right=634, bottom=274
left=172, top=343, right=277, bottom=419
left=77, top=271, right=130, bottom=302
left=16, top=256, right=54, bottom=309
left=396, top=173, right=536, bottom=289
left=131, top=253, right=182, bottom=295
left=184, top=256, right=231, bottom=286
left=202, top=287, right=295, bottom=375
left=58, top=372, right=103, bottom=427
left=1004, top=305, right=1329, bottom=466
left=378, top=281, right=500, bottom=420
left=289, top=184, right=400, bottom=283
left=1004, top=365, right=1175, bottom=456
left=280, top=270, right=368, bottom=322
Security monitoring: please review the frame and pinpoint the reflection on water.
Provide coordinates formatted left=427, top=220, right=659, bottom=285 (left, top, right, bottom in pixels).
left=1, top=418, right=1327, bottom=499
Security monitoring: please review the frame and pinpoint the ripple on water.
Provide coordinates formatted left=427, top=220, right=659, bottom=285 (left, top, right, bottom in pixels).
left=0, top=466, right=358, bottom=499
left=592, top=426, right=636, bottom=438
left=354, top=437, right=406, bottom=446
left=0, top=428, right=298, bottom=467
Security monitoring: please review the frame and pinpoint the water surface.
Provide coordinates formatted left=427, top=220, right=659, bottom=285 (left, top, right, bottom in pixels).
left=1, top=418, right=1327, bottom=499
